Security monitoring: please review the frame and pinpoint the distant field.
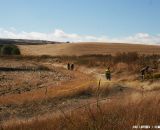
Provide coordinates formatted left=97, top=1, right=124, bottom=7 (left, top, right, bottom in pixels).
left=18, top=42, right=160, bottom=56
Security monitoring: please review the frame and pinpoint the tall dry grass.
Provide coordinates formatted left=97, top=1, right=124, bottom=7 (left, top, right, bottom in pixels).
left=2, top=93, right=160, bottom=130
left=1, top=53, right=160, bottom=72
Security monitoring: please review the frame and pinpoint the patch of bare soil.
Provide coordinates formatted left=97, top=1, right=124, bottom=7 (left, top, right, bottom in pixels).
left=0, top=58, right=93, bottom=124
left=0, top=59, right=73, bottom=96
left=0, top=71, right=72, bottom=96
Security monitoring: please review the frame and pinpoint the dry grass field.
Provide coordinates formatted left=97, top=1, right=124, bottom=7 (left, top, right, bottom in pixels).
left=18, top=42, right=160, bottom=56
left=0, top=43, right=160, bottom=130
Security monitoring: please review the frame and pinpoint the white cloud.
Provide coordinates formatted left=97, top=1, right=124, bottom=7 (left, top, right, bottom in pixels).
left=0, top=28, right=159, bottom=45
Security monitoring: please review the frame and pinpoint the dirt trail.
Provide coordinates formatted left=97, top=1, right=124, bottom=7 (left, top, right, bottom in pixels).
left=48, top=62, right=121, bottom=86
left=45, top=62, right=105, bottom=81
left=48, top=62, right=158, bottom=97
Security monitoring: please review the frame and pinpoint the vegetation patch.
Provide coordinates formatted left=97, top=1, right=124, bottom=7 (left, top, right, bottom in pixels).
left=2, top=95, right=160, bottom=130
left=0, top=44, right=21, bottom=55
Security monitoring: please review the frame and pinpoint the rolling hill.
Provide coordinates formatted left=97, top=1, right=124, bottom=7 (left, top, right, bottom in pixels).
left=18, top=42, right=160, bottom=56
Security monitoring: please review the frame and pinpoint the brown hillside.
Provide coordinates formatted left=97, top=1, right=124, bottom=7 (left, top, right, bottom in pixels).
left=18, top=42, right=160, bottom=56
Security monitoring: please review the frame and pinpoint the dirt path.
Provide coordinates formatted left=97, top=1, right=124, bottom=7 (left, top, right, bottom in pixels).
left=48, top=62, right=160, bottom=98
left=45, top=62, right=105, bottom=80
left=48, top=62, right=124, bottom=86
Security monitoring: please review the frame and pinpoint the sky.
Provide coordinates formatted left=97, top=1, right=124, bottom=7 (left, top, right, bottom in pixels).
left=0, top=0, right=160, bottom=44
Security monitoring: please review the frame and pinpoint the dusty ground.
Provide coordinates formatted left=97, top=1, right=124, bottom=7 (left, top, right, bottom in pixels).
left=0, top=59, right=73, bottom=96
left=18, top=42, right=160, bottom=56
left=0, top=58, right=93, bottom=124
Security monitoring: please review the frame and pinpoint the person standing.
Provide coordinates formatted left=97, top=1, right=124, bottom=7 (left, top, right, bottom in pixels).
left=71, top=63, right=74, bottom=71
left=140, top=67, right=146, bottom=80
left=105, top=67, right=111, bottom=80
left=140, top=66, right=149, bottom=80
left=67, top=63, right=70, bottom=70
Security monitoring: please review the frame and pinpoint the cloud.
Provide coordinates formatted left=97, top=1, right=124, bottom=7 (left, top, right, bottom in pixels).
left=0, top=28, right=159, bottom=45
left=117, top=33, right=160, bottom=44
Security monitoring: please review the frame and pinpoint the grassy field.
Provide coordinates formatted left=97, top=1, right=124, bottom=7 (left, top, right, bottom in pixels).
left=0, top=43, right=160, bottom=130
left=18, top=42, right=160, bottom=56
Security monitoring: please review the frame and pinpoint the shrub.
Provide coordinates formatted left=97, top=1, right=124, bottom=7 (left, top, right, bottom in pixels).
left=1, top=45, right=13, bottom=55
left=0, top=45, right=21, bottom=55
left=0, top=45, right=3, bottom=50
left=11, top=47, right=21, bottom=55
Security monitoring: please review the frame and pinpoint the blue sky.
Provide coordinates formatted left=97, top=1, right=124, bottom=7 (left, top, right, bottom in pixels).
left=0, top=0, right=160, bottom=44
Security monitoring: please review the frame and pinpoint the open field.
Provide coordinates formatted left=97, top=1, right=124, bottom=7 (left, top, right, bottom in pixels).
left=1, top=0, right=160, bottom=129
left=0, top=43, right=160, bottom=130
left=18, top=42, right=160, bottom=56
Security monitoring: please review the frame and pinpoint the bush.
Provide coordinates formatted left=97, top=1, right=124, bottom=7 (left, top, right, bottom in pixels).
left=0, top=45, right=3, bottom=50
left=1, top=45, right=13, bottom=55
left=11, top=47, right=21, bottom=55
left=0, top=45, right=21, bottom=55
